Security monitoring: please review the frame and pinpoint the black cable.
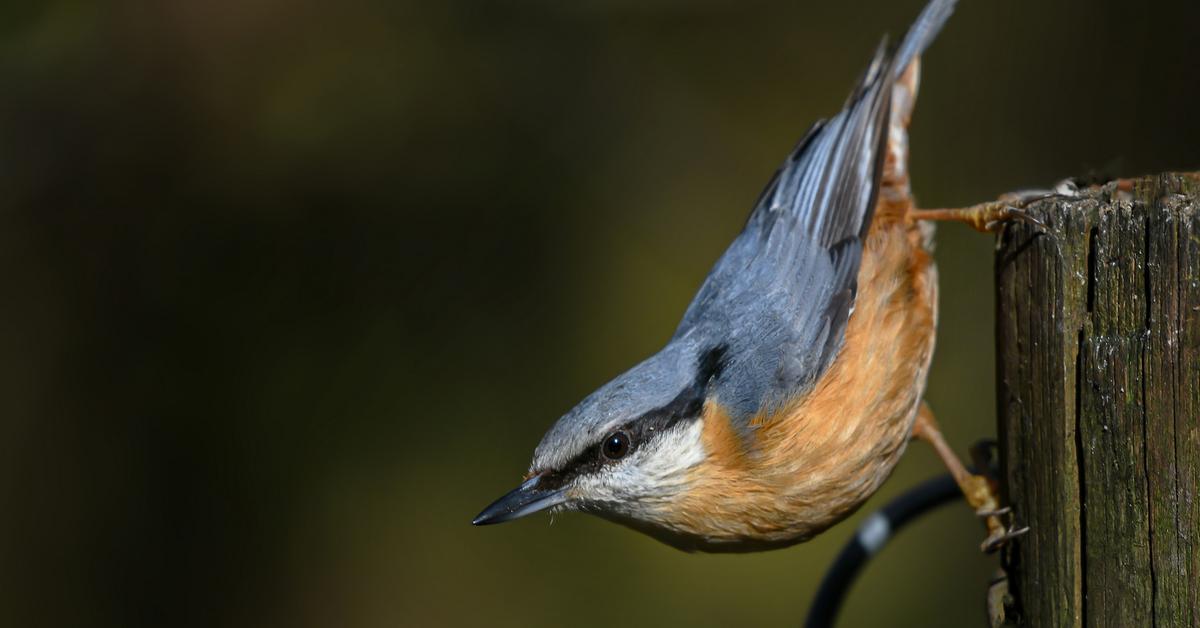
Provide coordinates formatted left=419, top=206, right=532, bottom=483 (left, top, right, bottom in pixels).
left=804, top=474, right=961, bottom=628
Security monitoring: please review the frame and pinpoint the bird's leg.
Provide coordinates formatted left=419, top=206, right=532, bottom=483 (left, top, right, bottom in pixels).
left=911, top=178, right=1080, bottom=233
left=910, top=200, right=1043, bottom=233
left=911, top=402, right=1028, bottom=553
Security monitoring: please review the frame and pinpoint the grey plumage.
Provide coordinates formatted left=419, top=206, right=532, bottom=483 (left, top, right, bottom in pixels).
left=532, top=0, right=956, bottom=473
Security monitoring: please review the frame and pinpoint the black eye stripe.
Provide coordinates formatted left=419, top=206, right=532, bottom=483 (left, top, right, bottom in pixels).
left=539, top=344, right=728, bottom=486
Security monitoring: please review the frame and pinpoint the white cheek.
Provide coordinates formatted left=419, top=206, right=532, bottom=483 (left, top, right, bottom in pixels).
left=574, top=421, right=707, bottom=504
left=636, top=421, right=707, bottom=489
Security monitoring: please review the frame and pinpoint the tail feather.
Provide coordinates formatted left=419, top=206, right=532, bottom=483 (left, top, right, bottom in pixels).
left=879, top=0, right=956, bottom=215
left=894, top=0, right=957, bottom=78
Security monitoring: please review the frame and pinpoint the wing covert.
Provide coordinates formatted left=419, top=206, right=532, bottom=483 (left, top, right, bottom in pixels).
left=671, top=0, right=956, bottom=422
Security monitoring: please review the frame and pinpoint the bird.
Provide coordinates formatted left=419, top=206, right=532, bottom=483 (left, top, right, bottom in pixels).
left=473, top=0, right=1027, bottom=553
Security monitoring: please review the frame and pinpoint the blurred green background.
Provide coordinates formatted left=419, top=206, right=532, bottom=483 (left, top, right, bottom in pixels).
left=1, top=0, right=1197, bottom=626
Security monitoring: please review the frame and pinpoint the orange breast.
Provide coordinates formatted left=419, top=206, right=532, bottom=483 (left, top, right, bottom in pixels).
left=669, top=213, right=938, bottom=549
left=657, top=57, right=937, bottom=550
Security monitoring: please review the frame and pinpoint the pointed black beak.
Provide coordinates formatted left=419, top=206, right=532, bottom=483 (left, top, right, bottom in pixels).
left=472, top=475, right=567, bottom=526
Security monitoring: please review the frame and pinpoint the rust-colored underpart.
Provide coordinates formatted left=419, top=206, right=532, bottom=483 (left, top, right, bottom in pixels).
left=665, top=58, right=940, bottom=549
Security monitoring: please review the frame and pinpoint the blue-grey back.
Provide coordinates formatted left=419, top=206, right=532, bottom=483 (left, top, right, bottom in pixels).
left=671, top=0, right=955, bottom=423
left=532, top=0, right=956, bottom=469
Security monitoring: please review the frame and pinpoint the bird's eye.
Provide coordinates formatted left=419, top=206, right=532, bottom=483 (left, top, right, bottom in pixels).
left=602, top=431, right=631, bottom=460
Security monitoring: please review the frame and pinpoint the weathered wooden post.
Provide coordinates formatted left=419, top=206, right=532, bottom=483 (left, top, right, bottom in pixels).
left=995, top=173, right=1200, bottom=626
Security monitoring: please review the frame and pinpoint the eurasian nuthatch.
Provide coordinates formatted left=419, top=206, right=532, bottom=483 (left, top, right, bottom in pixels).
left=474, top=0, right=1026, bottom=553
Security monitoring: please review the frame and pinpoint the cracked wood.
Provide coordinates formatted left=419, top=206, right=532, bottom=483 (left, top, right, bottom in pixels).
left=995, top=173, right=1200, bottom=627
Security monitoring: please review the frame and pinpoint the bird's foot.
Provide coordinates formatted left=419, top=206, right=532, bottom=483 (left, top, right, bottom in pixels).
left=912, top=201, right=1044, bottom=233
left=913, top=407, right=1030, bottom=553
left=955, top=468, right=1028, bottom=553
left=912, top=178, right=1078, bottom=233
left=968, top=439, right=1029, bottom=554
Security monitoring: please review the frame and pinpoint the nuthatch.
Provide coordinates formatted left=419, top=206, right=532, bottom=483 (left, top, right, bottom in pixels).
left=474, top=0, right=1027, bottom=553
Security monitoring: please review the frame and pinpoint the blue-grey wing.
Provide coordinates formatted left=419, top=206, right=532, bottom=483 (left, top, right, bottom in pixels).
left=672, top=0, right=955, bottom=422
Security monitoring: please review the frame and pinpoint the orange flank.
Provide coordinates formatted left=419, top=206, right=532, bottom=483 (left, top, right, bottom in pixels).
left=670, top=216, right=937, bottom=549
left=660, top=50, right=939, bottom=550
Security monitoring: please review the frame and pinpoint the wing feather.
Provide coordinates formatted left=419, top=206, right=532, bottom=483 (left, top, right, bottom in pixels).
left=672, top=0, right=956, bottom=422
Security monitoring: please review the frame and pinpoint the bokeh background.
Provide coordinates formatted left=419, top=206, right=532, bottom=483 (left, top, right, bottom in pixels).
left=2, top=0, right=1198, bottom=626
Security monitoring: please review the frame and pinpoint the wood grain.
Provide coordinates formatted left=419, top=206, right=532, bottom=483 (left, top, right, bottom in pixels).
left=995, top=173, right=1200, bottom=627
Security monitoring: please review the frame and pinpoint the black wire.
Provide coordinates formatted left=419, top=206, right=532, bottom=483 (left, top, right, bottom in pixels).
left=804, top=474, right=961, bottom=628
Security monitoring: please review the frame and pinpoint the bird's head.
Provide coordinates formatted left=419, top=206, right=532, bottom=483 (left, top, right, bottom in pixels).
left=472, top=341, right=733, bottom=548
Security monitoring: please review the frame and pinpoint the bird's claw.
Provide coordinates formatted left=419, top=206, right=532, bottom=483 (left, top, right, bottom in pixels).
left=981, top=521, right=1030, bottom=554
left=984, top=205, right=1046, bottom=232
left=958, top=179, right=1077, bottom=232
left=912, top=199, right=1049, bottom=234
left=962, top=440, right=1028, bottom=553
left=977, top=495, right=1029, bottom=554
left=913, top=410, right=1030, bottom=555
left=976, top=506, right=1011, bottom=518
